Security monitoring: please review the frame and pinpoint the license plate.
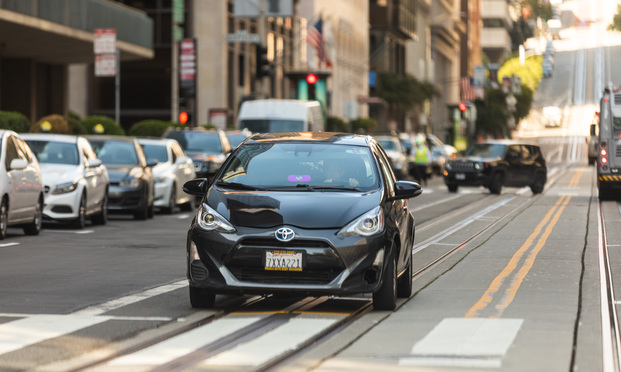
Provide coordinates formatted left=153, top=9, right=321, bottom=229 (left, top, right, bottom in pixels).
left=455, top=173, right=466, bottom=180
left=265, top=250, right=303, bottom=271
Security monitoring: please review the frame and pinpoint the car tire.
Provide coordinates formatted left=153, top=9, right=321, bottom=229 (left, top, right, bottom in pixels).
left=164, top=184, right=176, bottom=214
left=489, top=173, right=504, bottom=195
left=0, top=198, right=7, bottom=240
left=530, top=172, right=546, bottom=194
left=70, top=193, right=87, bottom=229
left=373, top=249, right=397, bottom=311
left=134, top=201, right=149, bottom=220
left=23, top=197, right=42, bottom=236
left=447, top=184, right=458, bottom=193
left=91, top=192, right=108, bottom=225
left=147, top=202, right=155, bottom=219
left=189, top=286, right=216, bottom=308
left=180, top=199, right=194, bottom=212
left=397, top=253, right=412, bottom=298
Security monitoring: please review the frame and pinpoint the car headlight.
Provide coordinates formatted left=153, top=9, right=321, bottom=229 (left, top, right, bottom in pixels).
left=474, top=162, right=483, bottom=170
left=51, top=181, right=78, bottom=195
left=337, top=206, right=384, bottom=237
left=445, top=162, right=452, bottom=170
left=156, top=175, right=168, bottom=184
left=119, top=177, right=141, bottom=188
left=196, top=203, right=236, bottom=232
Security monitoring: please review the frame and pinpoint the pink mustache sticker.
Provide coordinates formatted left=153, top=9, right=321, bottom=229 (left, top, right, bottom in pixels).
left=288, top=175, right=311, bottom=182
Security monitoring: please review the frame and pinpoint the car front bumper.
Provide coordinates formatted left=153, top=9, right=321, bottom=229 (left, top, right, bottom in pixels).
left=107, top=185, right=148, bottom=213
left=42, top=188, right=82, bottom=221
left=186, top=225, right=391, bottom=296
left=444, top=170, right=492, bottom=187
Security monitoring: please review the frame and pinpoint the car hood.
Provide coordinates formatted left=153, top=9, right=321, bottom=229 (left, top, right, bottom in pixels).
left=106, top=165, right=141, bottom=182
left=39, top=164, right=81, bottom=185
left=206, top=189, right=382, bottom=229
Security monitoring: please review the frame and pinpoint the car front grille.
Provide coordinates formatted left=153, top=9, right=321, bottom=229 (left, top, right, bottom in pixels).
left=449, top=161, right=474, bottom=170
left=225, top=238, right=343, bottom=285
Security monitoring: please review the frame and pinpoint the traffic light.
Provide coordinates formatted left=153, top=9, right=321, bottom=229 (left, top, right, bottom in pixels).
left=458, top=102, right=467, bottom=112
left=179, top=111, right=190, bottom=125
left=255, top=44, right=270, bottom=79
left=306, top=73, right=317, bottom=100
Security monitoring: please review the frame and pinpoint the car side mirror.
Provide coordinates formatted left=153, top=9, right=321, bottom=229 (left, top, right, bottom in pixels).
left=9, top=158, right=27, bottom=170
left=389, top=180, right=422, bottom=201
left=183, top=178, right=209, bottom=196
left=146, top=159, right=158, bottom=167
left=86, top=158, right=102, bottom=168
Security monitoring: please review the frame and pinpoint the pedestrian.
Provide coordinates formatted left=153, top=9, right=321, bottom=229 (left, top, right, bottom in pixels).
left=413, top=136, right=430, bottom=186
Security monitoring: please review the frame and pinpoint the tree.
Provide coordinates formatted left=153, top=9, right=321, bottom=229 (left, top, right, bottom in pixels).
left=475, top=89, right=510, bottom=138
left=376, top=71, right=435, bottom=127
left=608, top=4, right=621, bottom=32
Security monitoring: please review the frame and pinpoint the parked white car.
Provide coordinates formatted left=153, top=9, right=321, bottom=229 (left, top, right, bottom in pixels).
left=22, top=134, right=109, bottom=229
left=138, top=137, right=196, bottom=214
left=0, top=130, right=45, bottom=239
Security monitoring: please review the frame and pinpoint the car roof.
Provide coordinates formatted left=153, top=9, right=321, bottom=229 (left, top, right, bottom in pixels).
left=21, top=133, right=80, bottom=143
left=244, top=132, right=372, bottom=147
left=137, top=137, right=177, bottom=146
left=85, top=135, right=136, bottom=142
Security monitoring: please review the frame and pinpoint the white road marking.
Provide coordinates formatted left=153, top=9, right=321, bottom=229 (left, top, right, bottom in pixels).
left=399, top=318, right=523, bottom=368
left=0, top=315, right=108, bottom=355
left=109, top=317, right=261, bottom=366
left=42, top=229, right=94, bottom=234
left=202, top=317, right=338, bottom=367
left=72, top=280, right=187, bottom=316
left=0, top=242, right=19, bottom=247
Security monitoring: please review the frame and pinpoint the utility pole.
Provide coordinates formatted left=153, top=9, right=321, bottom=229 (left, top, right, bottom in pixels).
left=256, top=0, right=266, bottom=98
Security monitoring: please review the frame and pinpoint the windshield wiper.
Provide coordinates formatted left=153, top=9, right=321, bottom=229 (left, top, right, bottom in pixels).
left=216, top=181, right=264, bottom=191
left=265, top=184, right=361, bottom=192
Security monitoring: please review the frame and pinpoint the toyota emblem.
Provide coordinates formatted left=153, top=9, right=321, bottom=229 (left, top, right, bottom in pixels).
left=275, top=227, right=295, bottom=242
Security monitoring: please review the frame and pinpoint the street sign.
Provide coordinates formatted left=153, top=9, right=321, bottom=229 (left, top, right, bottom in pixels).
left=95, top=54, right=116, bottom=77
left=226, top=30, right=260, bottom=43
left=94, top=29, right=116, bottom=54
left=173, top=0, right=184, bottom=24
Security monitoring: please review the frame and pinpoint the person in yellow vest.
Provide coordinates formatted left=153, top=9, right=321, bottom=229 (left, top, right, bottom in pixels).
left=413, top=136, right=430, bottom=186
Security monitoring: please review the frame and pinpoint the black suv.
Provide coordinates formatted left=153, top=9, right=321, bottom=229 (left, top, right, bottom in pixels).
left=443, top=140, right=547, bottom=194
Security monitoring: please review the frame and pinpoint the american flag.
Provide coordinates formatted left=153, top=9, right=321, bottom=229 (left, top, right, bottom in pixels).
left=460, top=77, right=476, bottom=102
left=307, top=16, right=331, bottom=67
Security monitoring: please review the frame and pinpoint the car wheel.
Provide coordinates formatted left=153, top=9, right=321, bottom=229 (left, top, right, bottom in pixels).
left=147, top=202, right=155, bottom=219
left=489, top=173, right=504, bottom=195
left=23, top=197, right=42, bottom=236
left=397, top=253, right=412, bottom=298
left=447, top=184, right=458, bottom=193
left=165, top=184, right=176, bottom=214
left=91, top=192, right=108, bottom=225
left=189, top=286, right=216, bottom=308
left=373, top=249, right=397, bottom=311
left=530, top=172, right=546, bottom=194
left=70, top=193, right=87, bottom=229
left=180, top=199, right=194, bottom=212
left=0, top=198, right=7, bottom=240
left=599, top=184, right=614, bottom=201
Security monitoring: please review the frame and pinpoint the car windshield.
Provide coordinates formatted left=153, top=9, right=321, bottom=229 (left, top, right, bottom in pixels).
left=376, top=138, right=399, bottom=151
left=165, top=131, right=222, bottom=153
left=89, top=140, right=138, bottom=165
left=463, top=143, right=506, bottom=158
left=226, top=133, right=247, bottom=148
left=239, top=119, right=304, bottom=133
left=141, top=144, right=169, bottom=163
left=217, top=143, right=379, bottom=192
left=26, top=140, right=79, bottom=165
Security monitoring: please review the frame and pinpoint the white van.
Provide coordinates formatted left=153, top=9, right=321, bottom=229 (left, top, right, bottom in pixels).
left=236, top=99, right=324, bottom=133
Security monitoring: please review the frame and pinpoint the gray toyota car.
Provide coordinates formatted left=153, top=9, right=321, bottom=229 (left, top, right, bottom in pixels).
left=182, top=132, right=422, bottom=311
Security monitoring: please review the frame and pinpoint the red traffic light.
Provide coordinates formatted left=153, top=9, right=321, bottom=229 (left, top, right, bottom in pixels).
left=179, top=111, right=189, bottom=125
left=458, top=102, right=467, bottom=112
left=306, top=73, right=318, bottom=85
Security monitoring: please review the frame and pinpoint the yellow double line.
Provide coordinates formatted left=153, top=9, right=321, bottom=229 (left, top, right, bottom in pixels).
left=465, top=169, right=582, bottom=318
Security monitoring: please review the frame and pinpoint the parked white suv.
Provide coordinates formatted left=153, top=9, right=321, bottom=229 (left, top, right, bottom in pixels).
left=0, top=130, right=45, bottom=239
left=23, top=133, right=109, bottom=228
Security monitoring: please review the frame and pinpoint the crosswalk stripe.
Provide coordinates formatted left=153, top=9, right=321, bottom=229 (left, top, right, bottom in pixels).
left=0, top=315, right=108, bottom=356
left=108, top=317, right=261, bottom=366
left=202, top=317, right=338, bottom=367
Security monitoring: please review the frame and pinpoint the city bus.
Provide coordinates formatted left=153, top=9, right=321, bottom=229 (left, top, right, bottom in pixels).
left=596, top=85, right=621, bottom=200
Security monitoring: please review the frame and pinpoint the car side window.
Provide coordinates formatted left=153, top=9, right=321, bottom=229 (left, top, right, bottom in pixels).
left=13, top=136, right=32, bottom=163
left=5, top=136, right=19, bottom=169
left=373, top=143, right=396, bottom=195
